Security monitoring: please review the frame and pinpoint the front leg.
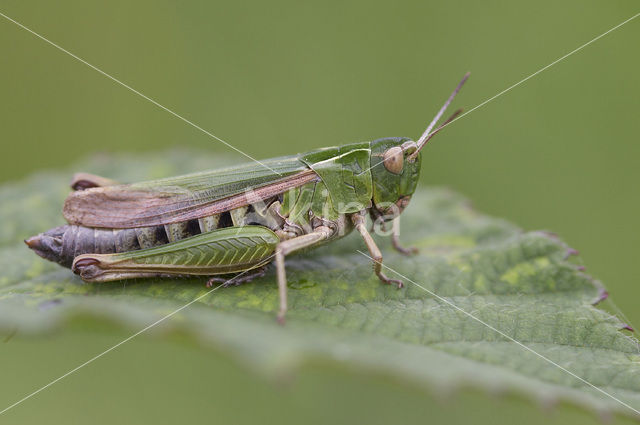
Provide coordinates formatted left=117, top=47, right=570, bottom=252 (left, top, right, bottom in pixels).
left=352, top=212, right=403, bottom=288
left=391, top=217, right=418, bottom=256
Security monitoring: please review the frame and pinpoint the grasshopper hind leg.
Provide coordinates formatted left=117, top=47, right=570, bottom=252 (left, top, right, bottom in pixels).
left=206, top=265, right=268, bottom=288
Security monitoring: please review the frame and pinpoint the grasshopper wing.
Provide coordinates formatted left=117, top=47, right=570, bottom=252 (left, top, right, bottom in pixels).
left=63, top=156, right=319, bottom=228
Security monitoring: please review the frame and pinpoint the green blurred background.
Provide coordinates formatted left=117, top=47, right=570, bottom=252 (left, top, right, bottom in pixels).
left=0, top=1, right=638, bottom=424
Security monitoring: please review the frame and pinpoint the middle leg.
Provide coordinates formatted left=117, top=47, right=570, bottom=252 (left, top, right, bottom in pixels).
left=274, top=226, right=334, bottom=324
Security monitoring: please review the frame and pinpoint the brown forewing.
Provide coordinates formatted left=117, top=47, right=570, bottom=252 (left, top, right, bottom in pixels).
left=63, top=169, right=320, bottom=228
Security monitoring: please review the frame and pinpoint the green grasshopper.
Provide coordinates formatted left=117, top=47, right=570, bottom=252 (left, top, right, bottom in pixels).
left=26, top=74, right=468, bottom=323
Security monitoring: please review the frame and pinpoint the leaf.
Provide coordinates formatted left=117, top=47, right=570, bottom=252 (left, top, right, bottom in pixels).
left=1, top=149, right=639, bottom=420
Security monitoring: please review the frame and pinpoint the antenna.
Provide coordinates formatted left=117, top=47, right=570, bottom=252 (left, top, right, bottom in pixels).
left=408, top=72, right=469, bottom=161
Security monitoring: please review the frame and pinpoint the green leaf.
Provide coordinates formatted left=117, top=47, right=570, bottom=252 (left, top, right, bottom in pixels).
left=1, top=150, right=639, bottom=420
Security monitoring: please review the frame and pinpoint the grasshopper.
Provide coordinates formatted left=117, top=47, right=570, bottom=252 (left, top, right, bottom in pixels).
left=25, top=74, right=468, bottom=323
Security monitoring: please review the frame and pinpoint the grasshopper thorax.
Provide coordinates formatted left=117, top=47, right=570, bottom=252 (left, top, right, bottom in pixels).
left=369, top=137, right=422, bottom=221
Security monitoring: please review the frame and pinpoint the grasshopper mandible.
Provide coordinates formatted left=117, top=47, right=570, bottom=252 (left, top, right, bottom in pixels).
left=26, top=74, right=469, bottom=323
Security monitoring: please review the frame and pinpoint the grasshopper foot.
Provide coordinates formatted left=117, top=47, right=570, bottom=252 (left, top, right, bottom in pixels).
left=392, top=240, right=418, bottom=256
left=389, top=278, right=404, bottom=289
left=377, top=272, right=404, bottom=289
left=391, top=218, right=418, bottom=256
left=206, top=266, right=267, bottom=288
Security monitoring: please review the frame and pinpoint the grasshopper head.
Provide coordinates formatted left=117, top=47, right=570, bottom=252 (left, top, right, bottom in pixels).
left=369, top=137, right=422, bottom=221
left=369, top=73, right=470, bottom=222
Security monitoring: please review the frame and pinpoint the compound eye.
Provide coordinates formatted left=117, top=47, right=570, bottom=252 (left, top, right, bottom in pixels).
left=383, top=146, right=404, bottom=174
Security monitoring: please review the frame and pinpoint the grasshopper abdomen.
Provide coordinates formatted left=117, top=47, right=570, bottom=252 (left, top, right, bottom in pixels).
left=26, top=197, right=285, bottom=269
